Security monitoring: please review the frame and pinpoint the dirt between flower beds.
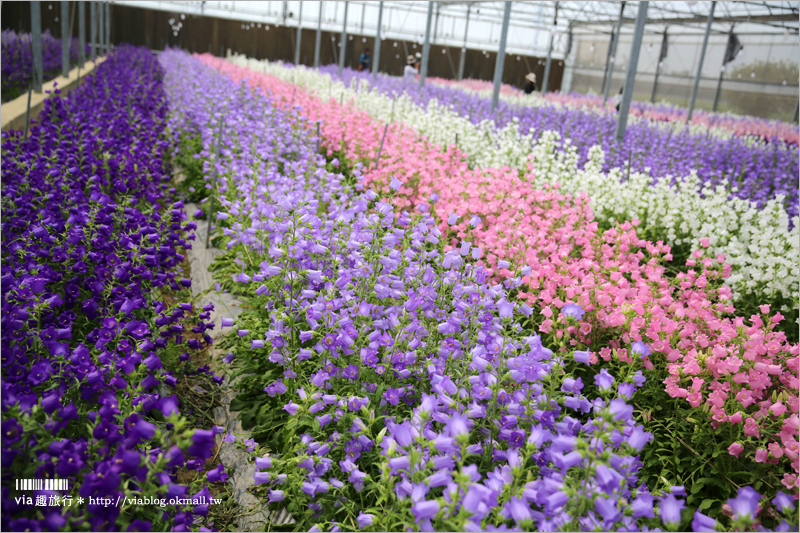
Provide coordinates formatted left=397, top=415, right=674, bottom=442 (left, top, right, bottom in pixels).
left=182, top=199, right=293, bottom=531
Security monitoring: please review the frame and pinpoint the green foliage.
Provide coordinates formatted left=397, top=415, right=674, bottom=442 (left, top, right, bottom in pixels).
left=635, top=360, right=789, bottom=526
left=175, top=132, right=210, bottom=203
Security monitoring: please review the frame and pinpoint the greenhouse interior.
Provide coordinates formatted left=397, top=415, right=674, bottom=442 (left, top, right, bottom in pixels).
left=1, top=0, right=798, bottom=531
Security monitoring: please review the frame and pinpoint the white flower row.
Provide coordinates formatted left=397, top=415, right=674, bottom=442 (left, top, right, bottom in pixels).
left=229, top=55, right=800, bottom=314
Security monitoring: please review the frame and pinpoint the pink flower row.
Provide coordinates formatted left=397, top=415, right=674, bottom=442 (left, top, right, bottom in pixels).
left=197, top=54, right=799, bottom=493
left=428, top=76, right=523, bottom=96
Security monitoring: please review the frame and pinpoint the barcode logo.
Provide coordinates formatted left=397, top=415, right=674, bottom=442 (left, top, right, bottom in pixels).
left=16, top=479, right=69, bottom=491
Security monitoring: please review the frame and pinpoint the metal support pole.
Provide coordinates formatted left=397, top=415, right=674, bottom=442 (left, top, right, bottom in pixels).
left=78, top=2, right=85, bottom=68
left=433, top=3, right=440, bottom=45
left=360, top=2, right=366, bottom=33
left=105, top=2, right=111, bottom=53
left=101, top=2, right=106, bottom=54
left=650, top=29, right=666, bottom=103
left=373, top=1, right=383, bottom=78
left=615, top=1, right=648, bottom=144
left=560, top=23, right=575, bottom=92
left=794, top=101, right=799, bottom=124
left=338, top=1, right=349, bottom=76
left=492, top=2, right=512, bottom=110
left=600, top=30, right=614, bottom=95
left=31, top=2, right=43, bottom=94
left=420, top=1, right=434, bottom=88
left=294, top=1, right=303, bottom=65
left=712, top=65, right=725, bottom=112
left=314, top=2, right=323, bottom=67
left=650, top=60, right=662, bottom=103
left=61, top=2, right=70, bottom=77
left=99, top=2, right=104, bottom=54
left=603, top=1, right=626, bottom=105
left=458, top=5, right=470, bottom=81
left=712, top=28, right=733, bottom=112
left=90, top=2, right=97, bottom=60
left=687, top=1, right=715, bottom=124
left=97, top=2, right=103, bottom=55
left=541, top=2, right=558, bottom=95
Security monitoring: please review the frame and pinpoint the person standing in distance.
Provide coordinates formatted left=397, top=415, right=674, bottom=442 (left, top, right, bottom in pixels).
left=404, top=54, right=419, bottom=82
left=613, top=87, right=623, bottom=111
left=524, top=73, right=537, bottom=94
left=358, top=48, right=372, bottom=71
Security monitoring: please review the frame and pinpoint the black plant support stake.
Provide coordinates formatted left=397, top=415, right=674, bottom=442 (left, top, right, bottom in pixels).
left=24, top=85, right=33, bottom=140
left=374, top=123, right=389, bottom=170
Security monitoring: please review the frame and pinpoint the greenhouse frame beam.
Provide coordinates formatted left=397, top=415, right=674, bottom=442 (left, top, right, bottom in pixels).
left=294, top=1, right=303, bottom=65
left=541, top=1, right=558, bottom=95
left=105, top=2, right=111, bottom=53
left=338, top=1, right=349, bottom=76
left=90, top=2, right=97, bottom=60
left=101, top=2, right=105, bottom=53
left=360, top=2, right=366, bottom=33
left=491, top=1, right=511, bottom=110
left=603, top=1, right=625, bottom=106
left=600, top=29, right=614, bottom=95
left=687, top=1, right=716, bottom=124
left=712, top=27, right=734, bottom=112
left=572, top=11, right=797, bottom=28
left=650, top=28, right=666, bottom=103
left=458, top=4, right=471, bottom=81
left=314, top=2, right=323, bottom=67
left=390, top=1, right=569, bottom=34
left=573, top=25, right=794, bottom=37
left=433, top=3, right=440, bottom=44
left=373, top=1, right=383, bottom=78
left=62, top=2, right=70, bottom=76
left=97, top=2, right=102, bottom=55
left=615, top=1, right=648, bottom=144
left=419, top=1, right=434, bottom=88
left=100, top=2, right=106, bottom=54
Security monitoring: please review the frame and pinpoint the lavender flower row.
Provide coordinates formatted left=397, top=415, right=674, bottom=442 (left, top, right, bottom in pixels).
left=165, top=51, right=798, bottom=532
left=322, top=65, right=799, bottom=220
left=1, top=29, right=90, bottom=102
left=1, top=46, right=217, bottom=532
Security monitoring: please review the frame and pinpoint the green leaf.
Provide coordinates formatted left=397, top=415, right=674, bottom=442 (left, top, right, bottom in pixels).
left=698, top=499, right=715, bottom=511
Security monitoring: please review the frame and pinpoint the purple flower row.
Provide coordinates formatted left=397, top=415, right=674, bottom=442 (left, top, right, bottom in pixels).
left=1, top=46, right=218, bottom=531
left=163, top=51, right=798, bottom=532
left=322, top=65, right=799, bottom=220
left=1, top=29, right=90, bottom=102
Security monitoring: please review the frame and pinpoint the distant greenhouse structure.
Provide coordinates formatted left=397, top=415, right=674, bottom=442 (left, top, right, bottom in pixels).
left=3, top=1, right=798, bottom=123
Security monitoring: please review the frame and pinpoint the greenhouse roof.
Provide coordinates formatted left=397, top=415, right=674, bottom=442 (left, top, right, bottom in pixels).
left=127, top=1, right=799, bottom=57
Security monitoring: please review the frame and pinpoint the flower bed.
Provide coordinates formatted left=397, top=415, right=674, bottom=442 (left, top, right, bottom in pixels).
left=170, top=51, right=800, bottom=531
left=320, top=65, right=799, bottom=220
left=1, top=29, right=89, bottom=102
left=1, top=46, right=220, bottom=531
left=226, top=55, right=800, bottom=339
left=429, top=79, right=799, bottom=146
left=536, top=91, right=800, bottom=146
